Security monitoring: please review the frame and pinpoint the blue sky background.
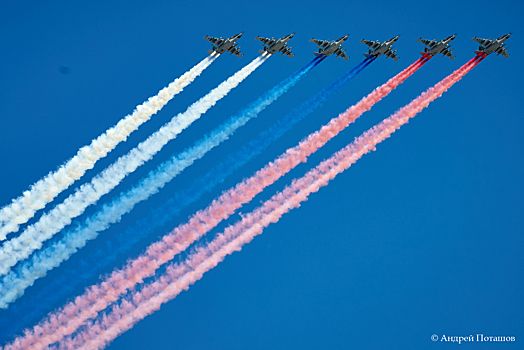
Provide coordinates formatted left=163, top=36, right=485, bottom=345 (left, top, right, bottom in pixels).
left=0, top=0, right=523, bottom=349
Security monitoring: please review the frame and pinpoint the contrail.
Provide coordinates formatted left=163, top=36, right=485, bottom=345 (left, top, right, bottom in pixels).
left=0, top=54, right=267, bottom=277
left=0, top=56, right=322, bottom=310
left=53, top=54, right=486, bottom=350
left=0, top=56, right=372, bottom=338
left=0, top=55, right=217, bottom=240
left=4, top=55, right=428, bottom=349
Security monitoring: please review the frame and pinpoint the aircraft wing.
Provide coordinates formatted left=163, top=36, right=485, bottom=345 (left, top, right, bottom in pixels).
left=386, top=49, right=399, bottom=61
left=310, top=38, right=329, bottom=48
left=255, top=36, right=274, bottom=45
left=337, top=51, right=349, bottom=60
left=335, top=48, right=349, bottom=60
left=497, top=47, right=510, bottom=58
left=204, top=36, right=222, bottom=45
left=442, top=48, right=455, bottom=59
left=228, top=46, right=243, bottom=58
left=360, top=39, right=378, bottom=48
left=417, top=38, right=432, bottom=46
left=280, top=46, right=294, bottom=58
left=472, top=37, right=491, bottom=46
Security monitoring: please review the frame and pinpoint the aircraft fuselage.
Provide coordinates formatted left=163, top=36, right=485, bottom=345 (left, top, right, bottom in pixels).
left=426, top=41, right=447, bottom=55
left=372, top=43, right=391, bottom=57
left=266, top=40, right=285, bottom=53
left=483, top=38, right=507, bottom=55
left=214, top=39, right=235, bottom=54
left=370, top=36, right=399, bottom=57
left=321, top=40, right=343, bottom=56
left=265, top=36, right=293, bottom=54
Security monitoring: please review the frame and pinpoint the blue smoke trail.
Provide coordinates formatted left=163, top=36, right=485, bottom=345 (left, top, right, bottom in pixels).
left=0, top=56, right=326, bottom=342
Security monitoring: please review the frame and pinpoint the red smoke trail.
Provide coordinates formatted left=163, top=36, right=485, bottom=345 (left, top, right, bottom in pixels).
left=52, top=54, right=486, bottom=350
left=5, top=56, right=432, bottom=350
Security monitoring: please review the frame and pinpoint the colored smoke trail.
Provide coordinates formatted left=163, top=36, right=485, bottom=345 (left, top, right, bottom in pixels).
left=5, top=55, right=425, bottom=349
left=0, top=55, right=267, bottom=278
left=0, top=56, right=372, bottom=340
left=0, top=56, right=322, bottom=310
left=55, top=54, right=485, bottom=350
left=0, top=55, right=217, bottom=240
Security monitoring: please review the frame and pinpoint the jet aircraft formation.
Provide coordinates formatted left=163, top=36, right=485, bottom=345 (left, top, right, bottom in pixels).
left=204, top=32, right=512, bottom=60
left=0, top=28, right=513, bottom=350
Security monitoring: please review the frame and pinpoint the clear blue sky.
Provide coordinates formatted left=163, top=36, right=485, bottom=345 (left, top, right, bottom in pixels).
left=0, top=0, right=523, bottom=349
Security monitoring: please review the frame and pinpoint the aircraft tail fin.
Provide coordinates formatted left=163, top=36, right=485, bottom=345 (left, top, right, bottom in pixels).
left=363, top=53, right=370, bottom=57
left=313, top=52, right=321, bottom=56
left=207, top=49, right=214, bottom=54
left=474, top=50, right=483, bottom=55
left=258, top=49, right=265, bottom=54
left=420, top=52, right=427, bottom=56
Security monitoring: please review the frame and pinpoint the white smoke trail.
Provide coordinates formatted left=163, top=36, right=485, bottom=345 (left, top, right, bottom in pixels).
left=0, top=55, right=267, bottom=278
left=0, top=55, right=218, bottom=240
left=0, top=53, right=307, bottom=308
left=0, top=52, right=310, bottom=308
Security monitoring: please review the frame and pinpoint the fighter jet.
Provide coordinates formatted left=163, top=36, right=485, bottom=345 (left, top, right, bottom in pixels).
left=203, top=32, right=243, bottom=57
left=309, top=35, right=350, bottom=60
left=472, top=33, right=511, bottom=58
left=255, top=33, right=295, bottom=57
left=360, top=36, right=400, bottom=61
left=417, top=34, right=456, bottom=59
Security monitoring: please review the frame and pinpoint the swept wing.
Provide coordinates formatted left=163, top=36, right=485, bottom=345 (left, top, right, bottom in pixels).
left=360, top=39, right=379, bottom=48
left=310, top=38, right=330, bottom=48
left=386, top=50, right=399, bottom=61
left=204, top=36, right=223, bottom=45
left=472, top=37, right=491, bottom=46
left=498, top=48, right=510, bottom=58
left=280, top=46, right=294, bottom=57
left=417, top=38, right=432, bottom=46
left=335, top=49, right=349, bottom=60
left=441, top=48, right=455, bottom=59
left=229, top=46, right=243, bottom=57
left=255, top=36, right=273, bottom=45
